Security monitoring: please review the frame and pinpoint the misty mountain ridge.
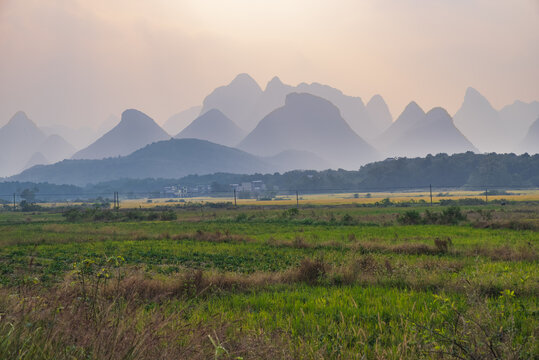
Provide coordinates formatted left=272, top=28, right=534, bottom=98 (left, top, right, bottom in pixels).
left=38, top=134, right=77, bottom=163
left=72, top=109, right=170, bottom=160
left=41, top=124, right=99, bottom=150
left=163, top=106, right=202, bottom=135
left=96, top=114, right=121, bottom=139
left=238, top=92, right=379, bottom=169
left=518, top=117, right=539, bottom=154
left=264, top=150, right=331, bottom=172
left=376, top=101, right=426, bottom=153
left=175, top=109, right=245, bottom=147
left=11, top=139, right=275, bottom=186
left=453, top=87, right=514, bottom=153
left=0, top=112, right=75, bottom=177
left=365, top=95, right=393, bottom=136
left=24, top=152, right=49, bottom=170
left=382, top=106, right=477, bottom=158
left=200, top=73, right=263, bottom=131
left=199, top=73, right=393, bottom=138
left=499, top=100, right=539, bottom=148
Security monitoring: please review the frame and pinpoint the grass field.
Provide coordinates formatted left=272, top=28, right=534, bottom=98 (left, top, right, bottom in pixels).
left=31, top=189, right=539, bottom=209
left=0, top=201, right=537, bottom=359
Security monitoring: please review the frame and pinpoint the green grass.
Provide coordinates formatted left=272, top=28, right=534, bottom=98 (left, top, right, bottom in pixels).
left=0, top=203, right=537, bottom=359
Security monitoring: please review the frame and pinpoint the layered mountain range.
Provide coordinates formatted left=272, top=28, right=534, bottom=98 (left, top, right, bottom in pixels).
left=377, top=103, right=477, bottom=157
left=453, top=87, right=539, bottom=153
left=71, top=109, right=170, bottom=160
left=198, top=74, right=392, bottom=139
left=2, top=74, right=538, bottom=183
left=238, top=93, right=379, bottom=168
left=0, top=112, right=76, bottom=177
left=175, top=109, right=245, bottom=147
left=11, top=138, right=332, bottom=186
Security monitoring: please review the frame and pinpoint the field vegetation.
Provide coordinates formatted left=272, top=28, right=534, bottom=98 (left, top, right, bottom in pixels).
left=0, top=200, right=537, bottom=359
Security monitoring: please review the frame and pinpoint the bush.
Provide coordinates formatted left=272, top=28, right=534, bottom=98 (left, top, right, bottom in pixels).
left=160, top=210, right=177, bottom=221
left=440, top=206, right=467, bottom=224
left=281, top=208, right=299, bottom=219
left=147, top=212, right=160, bottom=221
left=63, top=208, right=83, bottom=222
left=295, top=258, right=327, bottom=284
left=126, top=210, right=145, bottom=221
left=397, top=210, right=422, bottom=225
left=340, top=213, right=356, bottom=225
left=434, top=237, right=452, bottom=253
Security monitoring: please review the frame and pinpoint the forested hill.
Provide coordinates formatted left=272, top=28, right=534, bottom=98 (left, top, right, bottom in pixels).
left=1, top=152, right=538, bottom=200
left=355, top=152, right=539, bottom=189
left=178, top=152, right=539, bottom=191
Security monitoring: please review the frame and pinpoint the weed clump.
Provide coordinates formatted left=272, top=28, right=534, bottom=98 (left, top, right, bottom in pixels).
left=397, top=210, right=422, bottom=225
left=294, top=258, right=327, bottom=284
left=434, top=237, right=452, bottom=253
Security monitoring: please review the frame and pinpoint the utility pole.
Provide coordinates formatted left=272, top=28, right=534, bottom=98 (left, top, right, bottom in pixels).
left=13, top=193, right=16, bottom=211
left=485, top=188, right=488, bottom=204
left=296, top=190, right=299, bottom=208
left=113, top=191, right=119, bottom=210
left=429, top=184, right=433, bottom=206
left=233, top=188, right=237, bottom=207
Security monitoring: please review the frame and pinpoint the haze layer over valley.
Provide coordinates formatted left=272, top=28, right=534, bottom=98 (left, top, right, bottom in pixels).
left=1, top=72, right=538, bottom=181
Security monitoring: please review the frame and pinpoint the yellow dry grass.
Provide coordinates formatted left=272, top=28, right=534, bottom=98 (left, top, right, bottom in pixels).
left=100, top=189, right=539, bottom=208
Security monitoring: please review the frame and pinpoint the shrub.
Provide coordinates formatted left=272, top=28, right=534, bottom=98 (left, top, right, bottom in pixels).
left=340, top=213, right=356, bottom=225
left=234, top=213, right=248, bottom=222
left=282, top=208, right=299, bottom=218
left=295, top=258, right=327, bottom=284
left=434, top=237, right=452, bottom=253
left=397, top=210, right=422, bottom=225
left=63, top=208, right=83, bottom=222
left=423, top=209, right=439, bottom=224
left=160, top=210, right=177, bottom=221
left=147, top=212, right=160, bottom=221
left=126, top=210, right=145, bottom=221
left=440, top=206, right=466, bottom=224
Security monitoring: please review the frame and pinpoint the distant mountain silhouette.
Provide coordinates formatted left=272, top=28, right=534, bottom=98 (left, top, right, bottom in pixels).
left=163, top=106, right=202, bottom=135
left=24, top=152, right=49, bottom=170
left=175, top=109, right=245, bottom=147
left=200, top=73, right=263, bottom=131
left=377, top=101, right=426, bottom=154
left=38, top=134, right=76, bottom=163
left=265, top=150, right=331, bottom=172
left=499, top=100, right=539, bottom=146
left=294, top=82, right=385, bottom=139
left=386, top=107, right=478, bottom=157
left=250, top=76, right=294, bottom=125
left=72, top=109, right=170, bottom=160
left=366, top=95, right=393, bottom=135
left=453, top=87, right=506, bottom=152
left=95, top=115, right=121, bottom=138
left=238, top=93, right=379, bottom=169
left=13, top=139, right=274, bottom=185
left=202, top=74, right=392, bottom=138
left=41, top=124, right=99, bottom=150
left=0, top=111, right=47, bottom=177
left=518, top=117, right=539, bottom=154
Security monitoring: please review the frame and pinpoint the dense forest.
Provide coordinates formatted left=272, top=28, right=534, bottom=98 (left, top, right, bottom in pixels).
left=1, top=152, right=538, bottom=202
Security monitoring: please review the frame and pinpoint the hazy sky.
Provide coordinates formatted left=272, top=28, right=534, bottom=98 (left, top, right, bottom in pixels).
left=1, top=0, right=538, bottom=129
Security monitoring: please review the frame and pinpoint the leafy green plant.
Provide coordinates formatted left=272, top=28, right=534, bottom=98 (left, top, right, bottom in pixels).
left=397, top=210, right=422, bottom=225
